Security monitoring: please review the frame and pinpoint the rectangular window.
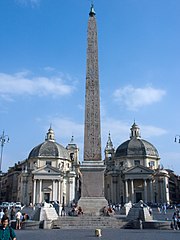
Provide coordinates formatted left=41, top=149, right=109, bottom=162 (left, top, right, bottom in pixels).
left=149, top=161, right=155, bottom=167
left=134, top=160, right=140, bottom=166
left=46, top=161, right=52, bottom=166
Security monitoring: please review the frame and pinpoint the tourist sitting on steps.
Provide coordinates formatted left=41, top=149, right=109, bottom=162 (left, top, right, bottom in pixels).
left=102, top=206, right=114, bottom=216
left=77, top=206, right=83, bottom=215
left=68, top=206, right=83, bottom=216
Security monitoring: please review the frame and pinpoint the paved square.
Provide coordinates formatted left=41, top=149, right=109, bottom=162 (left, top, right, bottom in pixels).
left=15, top=229, right=180, bottom=240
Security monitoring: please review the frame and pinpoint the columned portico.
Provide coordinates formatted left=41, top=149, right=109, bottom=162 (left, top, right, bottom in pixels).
left=123, top=165, right=156, bottom=204
left=31, top=164, right=76, bottom=206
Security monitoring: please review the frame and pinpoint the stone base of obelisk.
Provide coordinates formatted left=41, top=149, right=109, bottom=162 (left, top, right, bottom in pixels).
left=78, top=197, right=108, bottom=216
left=78, top=161, right=108, bottom=216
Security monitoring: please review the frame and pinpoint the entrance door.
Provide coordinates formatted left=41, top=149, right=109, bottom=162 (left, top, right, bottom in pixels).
left=44, top=193, right=50, bottom=203
left=136, top=192, right=142, bottom=203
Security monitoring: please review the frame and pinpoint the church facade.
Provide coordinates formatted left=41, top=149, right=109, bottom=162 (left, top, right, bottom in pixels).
left=104, top=122, right=171, bottom=205
left=0, top=127, right=81, bottom=206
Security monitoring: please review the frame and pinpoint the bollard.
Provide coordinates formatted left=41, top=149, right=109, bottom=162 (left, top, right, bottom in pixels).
left=95, top=229, right=102, bottom=237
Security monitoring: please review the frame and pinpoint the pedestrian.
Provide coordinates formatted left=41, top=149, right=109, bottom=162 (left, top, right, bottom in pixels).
left=172, top=211, right=178, bottom=230
left=3, top=209, right=8, bottom=218
left=61, top=204, right=66, bottom=216
left=118, top=204, right=121, bottom=212
left=149, top=207, right=152, bottom=216
left=163, top=204, right=167, bottom=214
left=10, top=207, right=16, bottom=220
left=0, top=215, right=16, bottom=240
left=15, top=209, right=22, bottom=230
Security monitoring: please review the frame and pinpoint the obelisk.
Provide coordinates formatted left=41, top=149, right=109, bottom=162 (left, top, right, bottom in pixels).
left=78, top=4, right=108, bottom=215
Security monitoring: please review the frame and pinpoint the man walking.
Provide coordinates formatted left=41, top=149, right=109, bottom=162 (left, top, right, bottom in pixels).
left=0, top=215, right=16, bottom=240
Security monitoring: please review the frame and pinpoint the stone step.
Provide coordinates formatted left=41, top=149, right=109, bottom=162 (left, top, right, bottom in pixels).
left=52, top=216, right=127, bottom=229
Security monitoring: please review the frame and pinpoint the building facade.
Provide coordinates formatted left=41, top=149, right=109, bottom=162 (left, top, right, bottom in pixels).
left=104, top=122, right=171, bottom=205
left=0, top=127, right=81, bottom=206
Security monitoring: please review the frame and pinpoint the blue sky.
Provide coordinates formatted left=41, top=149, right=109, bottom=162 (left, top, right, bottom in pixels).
left=0, top=0, right=180, bottom=175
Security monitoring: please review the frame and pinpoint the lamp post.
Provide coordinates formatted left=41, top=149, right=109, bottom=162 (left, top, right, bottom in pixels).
left=174, top=135, right=180, bottom=143
left=0, top=130, right=9, bottom=173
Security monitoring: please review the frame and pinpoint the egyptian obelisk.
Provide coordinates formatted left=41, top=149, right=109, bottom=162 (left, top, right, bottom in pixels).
left=78, top=4, right=108, bottom=215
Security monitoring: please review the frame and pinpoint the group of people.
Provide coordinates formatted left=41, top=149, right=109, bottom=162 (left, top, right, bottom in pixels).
left=157, top=204, right=167, bottom=214
left=0, top=207, right=29, bottom=231
left=0, top=208, right=17, bottom=240
left=102, top=206, right=115, bottom=216
left=0, top=206, right=32, bottom=240
left=68, top=204, right=83, bottom=216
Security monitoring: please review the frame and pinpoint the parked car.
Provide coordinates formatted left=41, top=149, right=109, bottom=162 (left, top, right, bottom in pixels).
left=9, top=202, right=15, bottom=208
left=1, top=202, right=10, bottom=209
left=15, top=202, right=23, bottom=209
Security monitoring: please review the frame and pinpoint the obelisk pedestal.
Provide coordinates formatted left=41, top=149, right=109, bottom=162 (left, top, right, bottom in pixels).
left=78, top=161, right=108, bottom=215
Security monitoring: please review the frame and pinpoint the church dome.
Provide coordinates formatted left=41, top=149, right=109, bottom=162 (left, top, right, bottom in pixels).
left=28, top=127, right=70, bottom=160
left=115, top=123, right=159, bottom=158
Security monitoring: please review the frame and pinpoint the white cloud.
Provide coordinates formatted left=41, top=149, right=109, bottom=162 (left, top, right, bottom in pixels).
left=0, top=71, right=76, bottom=100
left=140, top=125, right=167, bottom=138
left=15, top=0, right=40, bottom=7
left=43, top=66, right=56, bottom=72
left=113, top=85, right=166, bottom=111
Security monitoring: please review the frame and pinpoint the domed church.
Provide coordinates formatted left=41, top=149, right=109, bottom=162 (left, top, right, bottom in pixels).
left=104, top=122, right=170, bottom=205
left=16, top=127, right=80, bottom=206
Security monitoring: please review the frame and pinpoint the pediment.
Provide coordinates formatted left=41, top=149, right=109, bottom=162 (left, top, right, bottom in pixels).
left=32, top=165, right=61, bottom=175
left=123, top=165, right=154, bottom=175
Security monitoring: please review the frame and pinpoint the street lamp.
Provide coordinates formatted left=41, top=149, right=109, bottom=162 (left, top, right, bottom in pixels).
left=174, top=135, right=180, bottom=143
left=0, top=130, right=10, bottom=173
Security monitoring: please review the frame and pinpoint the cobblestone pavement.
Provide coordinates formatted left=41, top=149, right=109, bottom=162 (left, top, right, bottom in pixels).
left=15, top=228, right=180, bottom=240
